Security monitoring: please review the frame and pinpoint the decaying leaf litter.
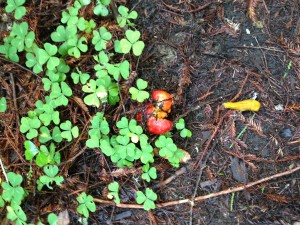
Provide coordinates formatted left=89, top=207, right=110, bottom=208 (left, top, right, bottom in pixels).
left=0, top=0, right=299, bottom=224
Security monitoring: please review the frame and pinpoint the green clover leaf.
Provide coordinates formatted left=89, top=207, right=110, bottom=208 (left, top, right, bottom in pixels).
left=0, top=97, right=7, bottom=113
left=5, top=0, right=26, bottom=20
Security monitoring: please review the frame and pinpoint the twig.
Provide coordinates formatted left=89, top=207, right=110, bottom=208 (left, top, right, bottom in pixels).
left=230, top=72, right=249, bottom=102
left=0, top=156, right=8, bottom=182
left=222, top=148, right=300, bottom=163
left=0, top=56, right=41, bottom=79
left=151, top=166, right=188, bottom=189
left=109, top=0, right=119, bottom=21
left=93, top=166, right=300, bottom=209
left=10, top=74, right=20, bottom=127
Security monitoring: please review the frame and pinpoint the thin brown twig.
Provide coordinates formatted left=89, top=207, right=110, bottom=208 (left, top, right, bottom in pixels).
left=222, top=148, right=300, bottom=163
left=93, top=166, right=300, bottom=209
left=230, top=72, right=249, bottom=102
left=151, top=166, right=187, bottom=189
left=10, top=74, right=20, bottom=127
left=0, top=56, right=41, bottom=79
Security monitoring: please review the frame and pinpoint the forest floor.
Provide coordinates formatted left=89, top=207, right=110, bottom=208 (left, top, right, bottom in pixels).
left=0, top=0, right=300, bottom=224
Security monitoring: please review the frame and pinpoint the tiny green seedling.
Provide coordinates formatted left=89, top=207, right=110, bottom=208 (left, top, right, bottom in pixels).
left=86, top=112, right=110, bottom=148
left=37, top=165, right=64, bottom=190
left=67, top=36, right=88, bottom=58
left=71, top=67, right=90, bottom=84
left=107, top=60, right=130, bottom=81
left=20, top=116, right=41, bottom=139
left=5, top=0, right=26, bottom=20
left=117, top=117, right=143, bottom=139
left=47, top=213, right=58, bottom=225
left=60, top=120, right=79, bottom=142
left=139, top=134, right=154, bottom=164
left=79, top=0, right=91, bottom=6
left=10, top=22, right=35, bottom=52
left=129, top=79, right=149, bottom=102
left=117, top=6, right=138, bottom=28
left=107, top=181, right=120, bottom=204
left=114, top=30, right=145, bottom=56
left=136, top=188, right=157, bottom=211
left=50, top=25, right=79, bottom=56
left=61, top=6, right=79, bottom=25
left=0, top=37, right=19, bottom=62
left=155, top=135, right=184, bottom=167
left=175, top=118, right=192, bottom=138
left=49, top=82, right=72, bottom=107
left=82, top=79, right=108, bottom=107
left=76, top=192, right=96, bottom=218
left=24, top=141, right=61, bottom=167
left=141, top=163, right=157, bottom=182
left=6, top=203, right=27, bottom=224
left=39, top=126, right=52, bottom=143
left=1, top=172, right=25, bottom=205
left=93, top=51, right=110, bottom=78
left=0, top=97, right=7, bottom=112
left=92, top=26, right=112, bottom=51
left=38, top=103, right=60, bottom=126
left=36, top=43, right=60, bottom=70
left=26, top=46, right=44, bottom=73
left=93, top=0, right=110, bottom=17
left=77, top=17, right=96, bottom=33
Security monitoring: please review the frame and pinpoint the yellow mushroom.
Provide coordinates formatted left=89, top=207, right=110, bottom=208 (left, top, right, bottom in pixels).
left=223, top=99, right=261, bottom=112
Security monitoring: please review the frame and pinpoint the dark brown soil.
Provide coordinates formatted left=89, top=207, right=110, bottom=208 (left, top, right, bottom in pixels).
left=0, top=0, right=299, bottom=224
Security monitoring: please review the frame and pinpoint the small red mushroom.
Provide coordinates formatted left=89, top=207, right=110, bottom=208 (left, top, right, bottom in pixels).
left=147, top=116, right=172, bottom=135
left=151, top=90, right=173, bottom=113
left=137, top=102, right=168, bottom=122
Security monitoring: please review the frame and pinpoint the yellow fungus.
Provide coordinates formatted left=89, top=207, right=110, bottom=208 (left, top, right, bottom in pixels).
left=223, top=99, right=261, bottom=112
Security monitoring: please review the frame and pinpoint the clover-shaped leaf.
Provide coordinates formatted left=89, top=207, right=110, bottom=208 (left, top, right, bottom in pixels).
left=142, top=164, right=157, bottom=182
left=39, top=126, right=52, bottom=143
left=76, top=192, right=96, bottom=218
left=92, top=27, right=112, bottom=51
left=61, top=7, right=79, bottom=25
left=5, top=0, right=26, bottom=20
left=0, top=38, right=19, bottom=62
left=93, top=0, right=110, bottom=16
left=117, top=6, right=138, bottom=28
left=71, top=67, right=90, bottom=84
left=20, top=116, right=41, bottom=139
left=107, top=182, right=120, bottom=204
left=26, top=52, right=43, bottom=73
left=10, top=22, right=35, bottom=51
left=37, top=165, right=64, bottom=190
left=51, top=25, right=77, bottom=42
left=1, top=172, right=24, bottom=205
left=67, top=36, right=88, bottom=58
left=129, top=79, right=149, bottom=102
left=60, top=120, right=79, bottom=142
left=136, top=188, right=157, bottom=211
left=100, top=139, right=114, bottom=156
left=0, top=97, right=7, bottom=113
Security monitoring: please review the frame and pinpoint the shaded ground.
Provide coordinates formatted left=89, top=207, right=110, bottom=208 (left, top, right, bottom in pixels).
left=0, top=0, right=300, bottom=224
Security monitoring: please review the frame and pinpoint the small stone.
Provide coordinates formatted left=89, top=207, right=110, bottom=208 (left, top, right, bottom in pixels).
left=279, top=128, right=293, bottom=138
left=261, top=149, right=270, bottom=157
left=275, top=104, right=284, bottom=111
